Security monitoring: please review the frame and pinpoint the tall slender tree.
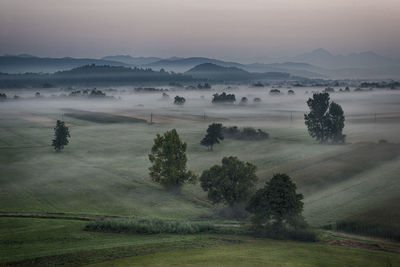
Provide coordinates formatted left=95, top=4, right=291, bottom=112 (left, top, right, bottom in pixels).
left=52, top=120, right=70, bottom=151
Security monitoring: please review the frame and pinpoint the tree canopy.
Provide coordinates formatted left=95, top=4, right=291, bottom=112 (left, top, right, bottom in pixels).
left=52, top=120, right=70, bottom=151
left=200, top=156, right=258, bottom=206
left=246, top=173, right=304, bottom=230
left=174, top=95, right=186, bottom=105
left=304, top=92, right=345, bottom=143
left=148, top=129, right=196, bottom=189
left=200, top=123, right=224, bottom=150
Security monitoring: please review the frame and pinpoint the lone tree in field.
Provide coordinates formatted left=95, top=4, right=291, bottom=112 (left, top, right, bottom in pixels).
left=148, top=129, right=196, bottom=190
left=200, top=156, right=258, bottom=206
left=52, top=120, right=70, bottom=151
left=246, top=173, right=304, bottom=231
left=201, top=123, right=224, bottom=151
left=304, top=92, right=345, bottom=143
left=174, top=95, right=185, bottom=105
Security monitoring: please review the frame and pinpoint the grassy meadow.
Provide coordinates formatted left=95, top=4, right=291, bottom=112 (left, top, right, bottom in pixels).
left=0, top=86, right=399, bottom=265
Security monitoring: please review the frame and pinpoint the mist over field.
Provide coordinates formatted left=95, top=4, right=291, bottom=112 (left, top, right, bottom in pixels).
left=1, top=0, right=400, bottom=266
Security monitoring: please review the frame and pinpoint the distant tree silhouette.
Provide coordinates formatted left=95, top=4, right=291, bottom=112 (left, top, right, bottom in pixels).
left=174, top=95, right=186, bottom=105
left=212, top=92, right=236, bottom=103
left=201, top=123, right=224, bottom=151
left=52, top=120, right=70, bottom=151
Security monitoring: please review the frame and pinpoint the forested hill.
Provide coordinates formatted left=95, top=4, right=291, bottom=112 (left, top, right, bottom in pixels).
left=185, top=63, right=291, bottom=81
left=0, top=65, right=193, bottom=88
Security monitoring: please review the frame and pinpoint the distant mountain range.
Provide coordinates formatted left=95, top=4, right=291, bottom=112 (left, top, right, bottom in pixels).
left=1, top=49, right=400, bottom=79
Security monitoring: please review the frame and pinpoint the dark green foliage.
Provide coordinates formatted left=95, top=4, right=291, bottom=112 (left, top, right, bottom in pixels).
left=328, top=102, right=345, bottom=142
left=135, top=87, right=168, bottom=93
left=174, top=95, right=186, bottom=105
left=335, top=220, right=400, bottom=241
left=222, top=126, right=269, bottom=141
left=304, top=92, right=345, bottom=143
left=52, top=120, right=70, bottom=151
left=0, top=93, right=6, bottom=99
left=148, top=129, right=196, bottom=189
left=212, top=92, right=236, bottom=103
left=253, top=97, right=261, bottom=103
left=252, top=82, right=264, bottom=87
left=197, top=83, right=211, bottom=89
left=269, top=89, right=281, bottom=95
left=201, top=123, right=224, bottom=151
left=35, top=92, right=41, bottom=97
left=85, top=218, right=215, bottom=234
left=200, top=156, right=258, bottom=206
left=247, top=173, right=304, bottom=231
left=288, top=89, right=295, bottom=95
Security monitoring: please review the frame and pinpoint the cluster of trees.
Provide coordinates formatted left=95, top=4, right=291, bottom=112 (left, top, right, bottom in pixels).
left=0, top=93, right=6, bottom=99
left=174, top=95, right=186, bottom=105
left=68, top=88, right=107, bottom=97
left=212, top=92, right=236, bottom=103
left=147, top=129, right=305, bottom=233
left=222, top=126, right=269, bottom=140
left=304, top=92, right=345, bottom=143
left=197, top=83, right=211, bottom=89
left=269, top=89, right=282, bottom=95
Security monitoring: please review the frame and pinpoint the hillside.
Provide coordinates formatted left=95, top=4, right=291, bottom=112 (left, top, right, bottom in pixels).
left=185, top=63, right=291, bottom=81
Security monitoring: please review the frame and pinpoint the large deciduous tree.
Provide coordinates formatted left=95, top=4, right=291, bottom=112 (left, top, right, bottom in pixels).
left=246, top=173, right=304, bottom=231
left=304, top=92, right=345, bottom=143
left=200, top=156, right=257, bottom=206
left=148, top=129, right=196, bottom=190
left=52, top=120, right=70, bottom=151
left=201, top=123, right=224, bottom=151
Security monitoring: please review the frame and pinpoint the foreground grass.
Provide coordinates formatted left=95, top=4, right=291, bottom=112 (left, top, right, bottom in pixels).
left=91, top=238, right=400, bottom=267
left=1, top=217, right=399, bottom=266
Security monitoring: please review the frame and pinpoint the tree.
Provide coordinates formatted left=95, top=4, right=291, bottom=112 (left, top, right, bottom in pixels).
left=201, top=123, right=224, bottom=150
left=304, top=92, right=345, bottom=143
left=246, top=173, right=304, bottom=231
left=200, top=156, right=258, bottom=206
left=174, top=96, right=185, bottom=105
left=328, top=102, right=345, bottom=143
left=148, top=129, right=196, bottom=189
left=52, top=120, right=70, bottom=151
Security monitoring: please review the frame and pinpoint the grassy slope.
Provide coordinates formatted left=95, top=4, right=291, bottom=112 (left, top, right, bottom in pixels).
left=1, top=217, right=399, bottom=266
left=1, top=111, right=399, bottom=225
left=92, top=241, right=400, bottom=267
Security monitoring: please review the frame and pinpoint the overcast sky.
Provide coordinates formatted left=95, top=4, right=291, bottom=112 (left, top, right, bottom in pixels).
left=1, top=0, right=399, bottom=62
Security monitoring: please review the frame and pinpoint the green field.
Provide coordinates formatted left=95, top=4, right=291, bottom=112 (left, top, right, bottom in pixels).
left=0, top=89, right=399, bottom=265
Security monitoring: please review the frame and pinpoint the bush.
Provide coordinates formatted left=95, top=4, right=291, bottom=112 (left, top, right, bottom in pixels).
left=222, top=126, right=269, bottom=140
left=85, top=218, right=215, bottom=234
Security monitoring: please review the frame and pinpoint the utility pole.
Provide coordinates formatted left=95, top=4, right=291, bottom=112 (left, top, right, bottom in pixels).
left=203, top=112, right=206, bottom=121
left=150, top=113, right=153, bottom=124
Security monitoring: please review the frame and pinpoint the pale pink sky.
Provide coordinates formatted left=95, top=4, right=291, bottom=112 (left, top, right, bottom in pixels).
left=1, top=0, right=399, bottom=61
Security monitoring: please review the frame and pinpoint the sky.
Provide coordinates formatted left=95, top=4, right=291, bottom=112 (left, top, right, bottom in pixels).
left=1, top=0, right=400, bottom=62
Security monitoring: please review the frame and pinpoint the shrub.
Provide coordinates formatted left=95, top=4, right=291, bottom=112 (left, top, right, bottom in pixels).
left=222, top=126, right=269, bottom=141
left=85, top=218, right=215, bottom=234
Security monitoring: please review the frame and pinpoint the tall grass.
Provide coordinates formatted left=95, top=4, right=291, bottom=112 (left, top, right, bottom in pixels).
left=85, top=218, right=216, bottom=234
